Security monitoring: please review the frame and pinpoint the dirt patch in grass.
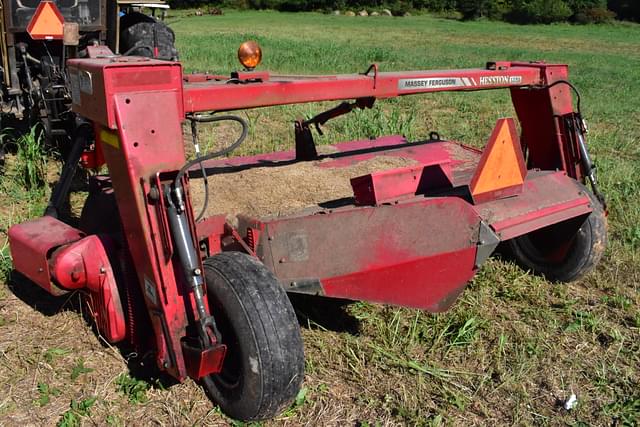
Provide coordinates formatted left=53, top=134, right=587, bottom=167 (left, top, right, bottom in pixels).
left=190, top=154, right=416, bottom=219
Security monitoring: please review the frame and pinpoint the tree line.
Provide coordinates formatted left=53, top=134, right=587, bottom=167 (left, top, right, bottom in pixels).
left=167, top=0, right=640, bottom=23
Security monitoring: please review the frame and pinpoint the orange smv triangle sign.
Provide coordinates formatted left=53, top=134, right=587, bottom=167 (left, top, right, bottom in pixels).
left=470, top=118, right=527, bottom=203
left=27, top=1, right=65, bottom=40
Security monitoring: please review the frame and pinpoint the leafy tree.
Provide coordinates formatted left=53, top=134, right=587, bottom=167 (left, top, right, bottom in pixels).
left=457, top=0, right=493, bottom=19
left=165, top=0, right=635, bottom=23
left=413, top=0, right=457, bottom=11
left=608, top=0, right=640, bottom=21
left=457, top=0, right=514, bottom=19
left=508, top=0, right=573, bottom=23
left=566, top=0, right=607, bottom=12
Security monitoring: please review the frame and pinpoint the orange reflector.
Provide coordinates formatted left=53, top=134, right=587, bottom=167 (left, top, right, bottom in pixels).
left=469, top=118, right=527, bottom=203
left=27, top=1, right=64, bottom=41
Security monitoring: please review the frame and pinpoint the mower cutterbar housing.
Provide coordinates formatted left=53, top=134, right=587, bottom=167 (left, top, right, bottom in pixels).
left=9, top=55, right=596, bottom=383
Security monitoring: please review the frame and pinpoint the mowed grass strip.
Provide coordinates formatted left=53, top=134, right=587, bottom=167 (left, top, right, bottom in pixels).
left=0, top=10, right=638, bottom=425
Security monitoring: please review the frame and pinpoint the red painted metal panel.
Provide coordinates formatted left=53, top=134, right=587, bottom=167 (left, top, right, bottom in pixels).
left=8, top=216, right=84, bottom=295
left=322, top=247, right=476, bottom=312
left=262, top=197, right=479, bottom=278
left=67, top=57, right=183, bottom=129
left=350, top=163, right=452, bottom=205
left=492, top=202, right=591, bottom=241
left=182, top=341, right=227, bottom=380
left=510, top=64, right=580, bottom=179
left=50, top=235, right=127, bottom=343
left=474, top=171, right=592, bottom=240
left=201, top=137, right=472, bottom=177
left=258, top=197, right=480, bottom=311
left=98, top=85, right=191, bottom=379
left=196, top=215, right=227, bottom=255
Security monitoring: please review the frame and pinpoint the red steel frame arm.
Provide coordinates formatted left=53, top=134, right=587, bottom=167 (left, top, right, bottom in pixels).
left=183, top=61, right=584, bottom=180
left=68, top=59, right=194, bottom=379
left=510, top=64, right=582, bottom=177
left=183, top=61, right=551, bottom=113
left=68, top=57, right=583, bottom=181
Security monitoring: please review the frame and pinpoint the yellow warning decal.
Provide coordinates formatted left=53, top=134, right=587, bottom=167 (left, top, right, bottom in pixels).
left=99, top=129, right=119, bottom=149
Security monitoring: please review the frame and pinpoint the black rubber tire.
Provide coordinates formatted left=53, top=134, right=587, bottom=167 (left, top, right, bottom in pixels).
left=202, top=252, right=304, bottom=421
left=507, top=187, right=607, bottom=282
left=0, top=145, right=5, bottom=172
left=119, top=13, right=178, bottom=60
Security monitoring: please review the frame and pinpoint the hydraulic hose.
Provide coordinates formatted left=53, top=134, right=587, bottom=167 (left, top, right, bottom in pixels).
left=165, top=114, right=248, bottom=347
left=546, top=80, right=605, bottom=207
left=545, top=79, right=582, bottom=116
left=173, top=114, right=249, bottom=220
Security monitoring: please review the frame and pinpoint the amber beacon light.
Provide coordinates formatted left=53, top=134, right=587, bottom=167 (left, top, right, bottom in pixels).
left=237, top=41, right=262, bottom=70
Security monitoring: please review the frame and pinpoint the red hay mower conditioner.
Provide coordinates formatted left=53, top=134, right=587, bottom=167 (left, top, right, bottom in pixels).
left=8, top=42, right=607, bottom=420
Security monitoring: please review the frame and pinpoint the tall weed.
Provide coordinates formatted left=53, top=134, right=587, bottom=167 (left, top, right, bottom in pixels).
left=15, top=125, right=46, bottom=190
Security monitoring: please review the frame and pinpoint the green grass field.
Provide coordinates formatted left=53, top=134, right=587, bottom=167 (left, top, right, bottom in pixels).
left=1, top=10, right=639, bottom=426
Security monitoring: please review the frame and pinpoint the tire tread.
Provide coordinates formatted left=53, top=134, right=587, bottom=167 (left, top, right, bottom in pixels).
left=202, top=252, right=304, bottom=421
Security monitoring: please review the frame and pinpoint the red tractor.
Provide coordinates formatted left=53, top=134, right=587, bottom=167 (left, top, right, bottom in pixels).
left=8, top=42, right=607, bottom=420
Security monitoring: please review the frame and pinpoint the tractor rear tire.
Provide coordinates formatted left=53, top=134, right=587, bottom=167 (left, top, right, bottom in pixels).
left=202, top=252, right=304, bottom=421
left=507, top=188, right=607, bottom=282
left=119, top=13, right=178, bottom=60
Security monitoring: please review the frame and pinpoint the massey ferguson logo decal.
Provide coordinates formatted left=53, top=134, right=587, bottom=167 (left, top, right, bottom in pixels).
left=399, top=77, right=475, bottom=90
left=399, top=78, right=461, bottom=90
left=398, top=75, right=523, bottom=91
left=479, top=75, right=523, bottom=85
